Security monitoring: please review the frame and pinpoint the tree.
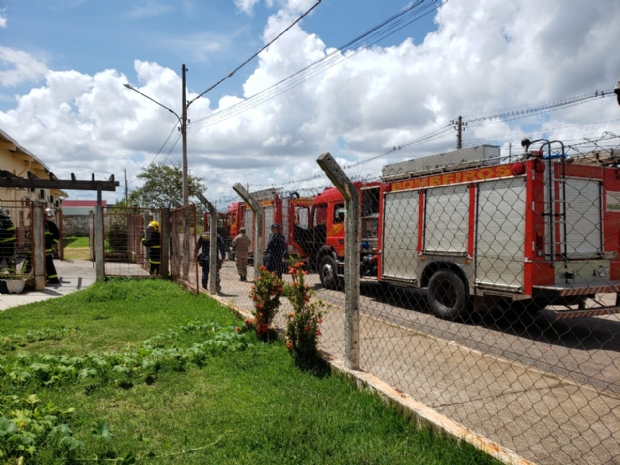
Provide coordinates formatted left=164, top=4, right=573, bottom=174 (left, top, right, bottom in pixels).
left=127, top=163, right=206, bottom=208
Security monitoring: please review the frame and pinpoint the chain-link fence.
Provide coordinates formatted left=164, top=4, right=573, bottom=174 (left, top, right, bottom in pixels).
left=0, top=200, right=34, bottom=279
left=164, top=139, right=620, bottom=465
left=101, top=207, right=152, bottom=277
left=170, top=205, right=199, bottom=292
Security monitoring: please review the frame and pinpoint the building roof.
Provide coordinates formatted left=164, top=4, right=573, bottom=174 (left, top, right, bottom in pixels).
left=62, top=200, right=108, bottom=207
left=0, top=128, right=50, bottom=172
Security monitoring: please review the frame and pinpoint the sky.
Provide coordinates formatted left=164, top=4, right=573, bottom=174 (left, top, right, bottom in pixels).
left=1, top=0, right=619, bottom=207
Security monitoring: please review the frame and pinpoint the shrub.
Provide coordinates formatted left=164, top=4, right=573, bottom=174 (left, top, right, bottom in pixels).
left=284, top=258, right=329, bottom=369
left=248, top=266, right=284, bottom=341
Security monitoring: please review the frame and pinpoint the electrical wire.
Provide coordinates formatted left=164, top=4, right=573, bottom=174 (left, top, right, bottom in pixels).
left=188, top=0, right=446, bottom=131
left=150, top=122, right=180, bottom=165
left=161, top=134, right=181, bottom=165
left=187, top=0, right=323, bottom=107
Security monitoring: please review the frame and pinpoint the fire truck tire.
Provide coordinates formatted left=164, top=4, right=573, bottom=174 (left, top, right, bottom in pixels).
left=319, top=255, right=342, bottom=290
left=428, top=270, right=468, bottom=320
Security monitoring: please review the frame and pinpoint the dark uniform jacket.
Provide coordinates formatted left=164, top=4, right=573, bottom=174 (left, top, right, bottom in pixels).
left=197, top=233, right=226, bottom=264
left=141, top=231, right=161, bottom=264
left=265, top=232, right=287, bottom=274
left=45, top=220, right=60, bottom=254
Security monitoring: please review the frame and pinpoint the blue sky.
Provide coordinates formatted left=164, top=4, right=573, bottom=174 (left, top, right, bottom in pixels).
left=0, top=0, right=619, bottom=204
left=0, top=0, right=437, bottom=111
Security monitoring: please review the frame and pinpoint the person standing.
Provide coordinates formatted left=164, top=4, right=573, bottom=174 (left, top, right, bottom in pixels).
left=196, top=230, right=226, bottom=291
left=44, top=208, right=60, bottom=284
left=264, top=223, right=287, bottom=279
left=0, top=207, right=16, bottom=273
left=232, top=227, right=251, bottom=281
left=141, top=220, right=161, bottom=276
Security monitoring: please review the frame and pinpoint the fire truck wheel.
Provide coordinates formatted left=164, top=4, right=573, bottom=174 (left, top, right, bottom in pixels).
left=319, top=255, right=342, bottom=290
left=428, top=269, right=468, bottom=320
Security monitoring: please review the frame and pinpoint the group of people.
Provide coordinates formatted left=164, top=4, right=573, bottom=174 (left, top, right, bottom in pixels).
left=0, top=206, right=60, bottom=285
left=192, top=222, right=288, bottom=292
left=139, top=218, right=289, bottom=292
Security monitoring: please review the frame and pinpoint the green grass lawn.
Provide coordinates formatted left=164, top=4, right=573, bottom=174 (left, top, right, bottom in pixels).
left=62, top=236, right=90, bottom=248
left=62, top=236, right=91, bottom=260
left=0, top=279, right=500, bottom=465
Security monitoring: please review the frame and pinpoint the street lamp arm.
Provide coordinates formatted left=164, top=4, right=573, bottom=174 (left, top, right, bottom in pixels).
left=123, top=84, right=182, bottom=126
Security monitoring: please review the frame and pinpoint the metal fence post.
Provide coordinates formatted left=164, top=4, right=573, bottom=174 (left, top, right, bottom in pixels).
left=161, top=208, right=170, bottom=279
left=95, top=204, right=104, bottom=279
left=316, top=152, right=360, bottom=370
left=233, top=183, right=263, bottom=279
left=32, top=201, right=45, bottom=290
left=196, top=192, right=220, bottom=295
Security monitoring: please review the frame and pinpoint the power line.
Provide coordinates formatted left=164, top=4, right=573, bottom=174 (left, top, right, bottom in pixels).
left=468, top=89, right=617, bottom=127
left=151, top=122, right=180, bottom=165
left=161, top=134, right=181, bottom=165
left=187, top=0, right=323, bottom=107
left=188, top=0, right=446, bottom=131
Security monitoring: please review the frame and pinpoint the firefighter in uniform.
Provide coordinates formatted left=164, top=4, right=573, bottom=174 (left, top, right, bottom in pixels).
left=44, top=208, right=60, bottom=284
left=141, top=220, right=161, bottom=276
left=196, top=230, right=226, bottom=291
left=232, top=227, right=251, bottom=281
left=264, top=223, right=287, bottom=279
left=0, top=207, right=16, bottom=273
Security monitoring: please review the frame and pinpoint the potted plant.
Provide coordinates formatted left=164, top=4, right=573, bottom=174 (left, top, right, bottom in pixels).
left=0, top=269, right=27, bottom=294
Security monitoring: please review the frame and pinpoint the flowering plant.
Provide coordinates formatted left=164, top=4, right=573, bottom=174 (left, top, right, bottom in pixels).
left=248, top=265, right=284, bottom=341
left=284, top=257, right=329, bottom=369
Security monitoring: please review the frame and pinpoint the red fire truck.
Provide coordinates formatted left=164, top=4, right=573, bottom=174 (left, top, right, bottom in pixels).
left=304, top=144, right=620, bottom=320
left=241, top=190, right=315, bottom=264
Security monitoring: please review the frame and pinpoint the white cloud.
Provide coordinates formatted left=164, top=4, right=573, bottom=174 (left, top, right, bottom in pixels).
left=234, top=0, right=260, bottom=15
left=1, top=0, right=620, bottom=204
left=0, top=14, right=7, bottom=28
left=0, top=47, right=48, bottom=87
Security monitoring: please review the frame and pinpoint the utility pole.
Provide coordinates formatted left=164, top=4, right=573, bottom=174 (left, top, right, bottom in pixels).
left=181, top=64, right=189, bottom=206
left=124, top=169, right=128, bottom=203
left=124, top=66, right=190, bottom=207
left=456, top=115, right=463, bottom=150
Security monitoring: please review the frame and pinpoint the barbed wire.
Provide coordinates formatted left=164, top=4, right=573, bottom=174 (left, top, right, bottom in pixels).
left=205, top=125, right=620, bottom=208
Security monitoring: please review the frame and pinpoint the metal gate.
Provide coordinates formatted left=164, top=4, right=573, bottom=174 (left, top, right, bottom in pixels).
left=102, top=207, right=152, bottom=277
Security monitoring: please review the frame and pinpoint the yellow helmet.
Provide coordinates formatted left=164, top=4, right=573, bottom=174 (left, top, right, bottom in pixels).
left=148, top=220, right=160, bottom=231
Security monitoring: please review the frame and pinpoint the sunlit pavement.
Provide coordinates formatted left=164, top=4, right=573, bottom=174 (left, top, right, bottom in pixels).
left=0, top=259, right=96, bottom=311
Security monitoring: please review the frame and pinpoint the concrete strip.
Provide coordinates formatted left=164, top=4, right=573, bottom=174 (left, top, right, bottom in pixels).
left=0, top=259, right=96, bottom=311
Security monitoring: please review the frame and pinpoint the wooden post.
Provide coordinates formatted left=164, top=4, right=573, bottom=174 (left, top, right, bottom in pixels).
left=316, top=152, right=360, bottom=370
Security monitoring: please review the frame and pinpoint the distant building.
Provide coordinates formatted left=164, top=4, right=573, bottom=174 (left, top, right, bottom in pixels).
left=61, top=200, right=108, bottom=236
left=0, top=128, right=67, bottom=208
left=61, top=199, right=108, bottom=216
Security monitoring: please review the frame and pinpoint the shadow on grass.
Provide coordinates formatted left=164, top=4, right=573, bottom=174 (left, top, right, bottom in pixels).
left=263, top=328, right=331, bottom=378
left=294, top=355, right=331, bottom=378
